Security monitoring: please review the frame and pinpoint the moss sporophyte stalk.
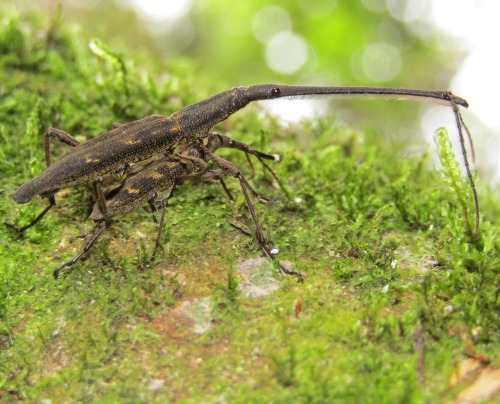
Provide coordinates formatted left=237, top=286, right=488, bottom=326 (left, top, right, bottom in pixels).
left=434, top=127, right=476, bottom=238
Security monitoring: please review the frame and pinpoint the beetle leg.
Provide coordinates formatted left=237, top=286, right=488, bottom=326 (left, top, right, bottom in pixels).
left=4, top=198, right=56, bottom=233
left=206, top=152, right=303, bottom=282
left=236, top=171, right=303, bottom=282
left=147, top=193, right=160, bottom=224
left=5, top=129, right=81, bottom=232
left=53, top=222, right=109, bottom=279
left=147, top=197, right=169, bottom=265
left=44, top=128, right=80, bottom=166
left=217, top=177, right=234, bottom=201
left=93, top=180, right=111, bottom=226
left=206, top=133, right=289, bottom=199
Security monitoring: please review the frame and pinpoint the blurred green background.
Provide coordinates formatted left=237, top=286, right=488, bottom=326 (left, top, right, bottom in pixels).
left=2, top=0, right=465, bottom=134
left=28, top=0, right=460, bottom=87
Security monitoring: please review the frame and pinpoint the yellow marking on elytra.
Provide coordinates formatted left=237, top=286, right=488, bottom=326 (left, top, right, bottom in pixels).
left=124, top=139, right=140, bottom=145
left=150, top=172, right=163, bottom=180
left=126, top=188, right=140, bottom=194
left=172, top=114, right=182, bottom=132
left=85, top=158, right=100, bottom=163
left=150, top=130, right=159, bottom=135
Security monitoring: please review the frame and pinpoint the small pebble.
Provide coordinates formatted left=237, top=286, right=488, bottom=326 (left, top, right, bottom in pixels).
left=147, top=379, right=165, bottom=391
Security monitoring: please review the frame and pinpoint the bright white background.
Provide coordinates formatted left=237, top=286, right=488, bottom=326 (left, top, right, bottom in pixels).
left=425, top=0, right=500, bottom=186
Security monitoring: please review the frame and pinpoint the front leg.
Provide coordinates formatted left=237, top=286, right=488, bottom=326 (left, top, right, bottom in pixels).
left=205, top=151, right=303, bottom=282
left=44, top=128, right=81, bottom=166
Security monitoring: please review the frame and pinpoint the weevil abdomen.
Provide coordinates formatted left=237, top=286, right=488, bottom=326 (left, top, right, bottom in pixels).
left=12, top=115, right=181, bottom=203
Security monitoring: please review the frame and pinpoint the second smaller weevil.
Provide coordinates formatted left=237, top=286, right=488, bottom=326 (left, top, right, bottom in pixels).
left=51, top=133, right=297, bottom=280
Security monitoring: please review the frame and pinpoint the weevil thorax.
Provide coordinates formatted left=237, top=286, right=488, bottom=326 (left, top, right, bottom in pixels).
left=171, top=87, right=251, bottom=138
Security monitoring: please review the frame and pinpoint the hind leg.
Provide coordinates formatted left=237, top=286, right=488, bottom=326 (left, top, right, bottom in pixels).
left=5, top=128, right=81, bottom=232
left=206, top=151, right=303, bottom=282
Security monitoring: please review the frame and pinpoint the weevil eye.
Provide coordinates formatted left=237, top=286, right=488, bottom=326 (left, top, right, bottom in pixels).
left=270, top=87, right=281, bottom=97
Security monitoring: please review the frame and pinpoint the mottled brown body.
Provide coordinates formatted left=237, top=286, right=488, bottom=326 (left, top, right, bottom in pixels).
left=90, top=146, right=206, bottom=221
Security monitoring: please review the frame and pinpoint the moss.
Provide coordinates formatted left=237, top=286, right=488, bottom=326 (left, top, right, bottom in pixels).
left=0, top=12, right=499, bottom=403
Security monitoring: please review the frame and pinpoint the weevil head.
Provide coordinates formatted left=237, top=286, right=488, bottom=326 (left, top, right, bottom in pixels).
left=243, top=84, right=283, bottom=102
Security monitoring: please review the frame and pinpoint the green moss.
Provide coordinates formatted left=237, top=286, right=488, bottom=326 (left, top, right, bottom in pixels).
left=0, top=12, right=498, bottom=403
